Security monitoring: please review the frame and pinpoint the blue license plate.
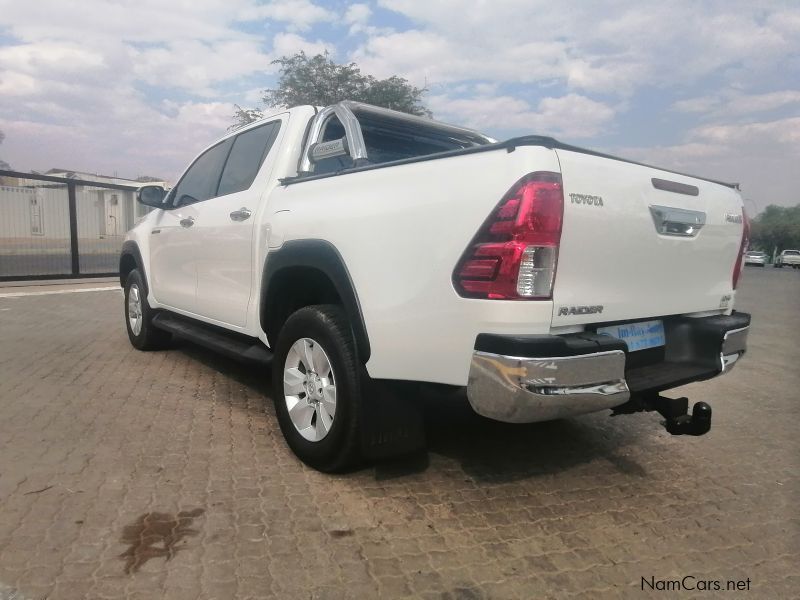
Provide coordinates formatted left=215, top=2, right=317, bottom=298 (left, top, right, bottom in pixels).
left=597, top=319, right=665, bottom=352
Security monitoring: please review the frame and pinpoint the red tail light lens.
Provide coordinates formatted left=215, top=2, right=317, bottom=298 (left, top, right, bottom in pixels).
left=732, top=208, right=750, bottom=290
left=453, top=172, right=564, bottom=299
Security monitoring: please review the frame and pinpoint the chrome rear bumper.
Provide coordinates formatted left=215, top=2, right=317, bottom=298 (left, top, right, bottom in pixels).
left=468, top=350, right=629, bottom=423
left=467, top=313, right=750, bottom=424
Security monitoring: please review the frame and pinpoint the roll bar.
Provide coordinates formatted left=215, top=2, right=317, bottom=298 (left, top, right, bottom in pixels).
left=298, top=103, right=368, bottom=174
left=298, top=101, right=492, bottom=176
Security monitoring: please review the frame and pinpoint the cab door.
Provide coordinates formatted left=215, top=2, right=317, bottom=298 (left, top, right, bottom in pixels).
left=191, top=120, right=283, bottom=327
left=148, top=138, right=233, bottom=311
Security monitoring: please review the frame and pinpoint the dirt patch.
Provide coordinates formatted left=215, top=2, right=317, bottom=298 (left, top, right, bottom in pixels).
left=119, top=508, right=205, bottom=574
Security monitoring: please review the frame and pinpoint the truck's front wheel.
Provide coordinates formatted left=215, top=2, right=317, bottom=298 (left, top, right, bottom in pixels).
left=124, top=269, right=171, bottom=350
left=272, top=305, right=361, bottom=472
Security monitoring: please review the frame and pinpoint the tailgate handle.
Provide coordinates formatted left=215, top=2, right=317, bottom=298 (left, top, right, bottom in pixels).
left=651, top=178, right=699, bottom=196
left=649, top=205, right=706, bottom=237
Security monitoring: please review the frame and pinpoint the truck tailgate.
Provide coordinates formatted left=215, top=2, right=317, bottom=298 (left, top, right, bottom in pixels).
left=552, top=149, right=745, bottom=326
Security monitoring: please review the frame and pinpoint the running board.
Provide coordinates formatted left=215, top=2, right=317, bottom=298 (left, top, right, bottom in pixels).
left=151, top=312, right=272, bottom=366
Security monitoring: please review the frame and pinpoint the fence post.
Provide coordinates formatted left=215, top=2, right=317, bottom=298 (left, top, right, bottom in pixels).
left=67, top=182, right=80, bottom=276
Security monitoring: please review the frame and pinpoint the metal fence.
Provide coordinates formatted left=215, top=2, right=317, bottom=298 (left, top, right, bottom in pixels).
left=0, top=169, right=149, bottom=281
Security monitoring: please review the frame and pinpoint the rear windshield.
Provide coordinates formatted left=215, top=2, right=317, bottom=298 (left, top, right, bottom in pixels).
left=784, top=250, right=800, bottom=255
left=313, top=111, right=488, bottom=175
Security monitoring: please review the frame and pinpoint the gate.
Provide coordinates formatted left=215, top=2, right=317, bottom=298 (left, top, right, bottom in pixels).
left=0, top=169, right=145, bottom=281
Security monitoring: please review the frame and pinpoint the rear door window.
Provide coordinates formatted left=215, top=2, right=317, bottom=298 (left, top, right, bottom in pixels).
left=171, top=139, right=233, bottom=207
left=218, top=121, right=281, bottom=196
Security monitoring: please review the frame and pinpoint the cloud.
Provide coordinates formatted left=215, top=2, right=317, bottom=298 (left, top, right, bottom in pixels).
left=620, top=116, right=800, bottom=211
left=237, top=0, right=336, bottom=32
left=366, top=1, right=800, bottom=95
left=428, top=93, right=615, bottom=139
left=0, top=99, right=234, bottom=181
left=673, top=90, right=800, bottom=118
left=344, top=3, right=374, bottom=35
left=345, top=3, right=372, bottom=26
left=132, top=40, right=274, bottom=96
left=0, top=0, right=336, bottom=178
left=0, top=0, right=798, bottom=211
left=353, top=29, right=566, bottom=86
left=271, top=32, right=332, bottom=58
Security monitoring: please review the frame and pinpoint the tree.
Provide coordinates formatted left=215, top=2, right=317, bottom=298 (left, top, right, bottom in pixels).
left=749, top=204, right=800, bottom=253
left=0, top=130, right=10, bottom=171
left=231, top=52, right=430, bottom=129
left=230, top=105, right=266, bottom=131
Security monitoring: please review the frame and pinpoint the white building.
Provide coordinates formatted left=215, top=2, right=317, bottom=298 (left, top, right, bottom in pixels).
left=0, top=169, right=167, bottom=241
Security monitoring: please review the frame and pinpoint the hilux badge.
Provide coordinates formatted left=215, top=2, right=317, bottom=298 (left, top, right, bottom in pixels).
left=725, top=213, right=743, bottom=224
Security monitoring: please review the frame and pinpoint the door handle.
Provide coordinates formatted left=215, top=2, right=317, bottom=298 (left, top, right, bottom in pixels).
left=229, top=207, right=252, bottom=222
left=649, top=205, right=705, bottom=237
left=180, top=217, right=195, bottom=228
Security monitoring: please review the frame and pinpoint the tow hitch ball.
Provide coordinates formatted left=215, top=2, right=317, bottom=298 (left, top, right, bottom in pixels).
left=654, top=396, right=712, bottom=436
left=614, top=395, right=712, bottom=436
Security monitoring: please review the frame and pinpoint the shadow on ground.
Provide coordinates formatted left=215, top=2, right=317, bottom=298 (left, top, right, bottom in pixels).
left=173, top=340, right=652, bottom=483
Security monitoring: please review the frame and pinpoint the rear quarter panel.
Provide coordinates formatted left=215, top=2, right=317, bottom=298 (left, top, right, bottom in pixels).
left=267, top=146, right=561, bottom=385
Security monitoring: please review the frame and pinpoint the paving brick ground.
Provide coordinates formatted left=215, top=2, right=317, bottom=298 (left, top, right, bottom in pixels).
left=0, top=267, right=797, bottom=599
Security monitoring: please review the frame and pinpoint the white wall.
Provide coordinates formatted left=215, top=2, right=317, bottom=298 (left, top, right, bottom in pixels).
left=0, top=182, right=138, bottom=241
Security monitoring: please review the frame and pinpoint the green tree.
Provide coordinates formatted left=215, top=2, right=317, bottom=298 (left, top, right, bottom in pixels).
left=230, top=105, right=266, bottom=131
left=750, top=204, right=800, bottom=253
left=231, top=52, right=430, bottom=130
left=0, top=130, right=10, bottom=171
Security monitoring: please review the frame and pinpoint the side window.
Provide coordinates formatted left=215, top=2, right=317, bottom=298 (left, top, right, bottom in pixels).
left=218, top=121, right=280, bottom=196
left=171, top=139, right=233, bottom=207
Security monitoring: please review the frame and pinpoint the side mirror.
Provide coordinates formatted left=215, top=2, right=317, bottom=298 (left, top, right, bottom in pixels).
left=137, top=185, right=166, bottom=208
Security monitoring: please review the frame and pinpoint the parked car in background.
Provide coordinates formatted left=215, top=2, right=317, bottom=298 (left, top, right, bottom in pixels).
left=774, top=249, right=800, bottom=268
left=744, top=251, right=768, bottom=266
left=120, top=101, right=751, bottom=471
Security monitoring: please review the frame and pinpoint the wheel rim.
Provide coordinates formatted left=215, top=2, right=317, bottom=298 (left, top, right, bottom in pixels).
left=283, top=337, right=337, bottom=442
left=128, top=284, right=143, bottom=336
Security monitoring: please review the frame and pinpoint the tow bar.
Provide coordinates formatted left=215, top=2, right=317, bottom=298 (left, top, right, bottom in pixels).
left=613, top=394, right=712, bottom=436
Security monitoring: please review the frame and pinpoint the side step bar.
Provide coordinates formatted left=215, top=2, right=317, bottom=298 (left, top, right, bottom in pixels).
left=152, top=312, right=272, bottom=367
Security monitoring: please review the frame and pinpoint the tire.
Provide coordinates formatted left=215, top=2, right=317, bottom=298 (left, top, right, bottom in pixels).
left=123, top=269, right=171, bottom=350
left=272, top=305, right=362, bottom=472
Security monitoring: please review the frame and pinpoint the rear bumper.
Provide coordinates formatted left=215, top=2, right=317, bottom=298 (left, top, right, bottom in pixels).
left=466, top=312, right=750, bottom=423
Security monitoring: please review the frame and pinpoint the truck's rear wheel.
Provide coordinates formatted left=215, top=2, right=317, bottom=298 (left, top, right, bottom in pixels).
left=272, top=305, right=361, bottom=472
left=124, top=269, right=171, bottom=350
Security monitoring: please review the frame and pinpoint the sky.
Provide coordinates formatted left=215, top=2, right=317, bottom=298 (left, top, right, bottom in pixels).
left=0, top=0, right=798, bottom=211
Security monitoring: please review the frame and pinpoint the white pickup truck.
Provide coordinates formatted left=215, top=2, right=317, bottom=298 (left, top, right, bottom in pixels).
left=122, top=101, right=751, bottom=471
left=774, top=249, right=800, bottom=268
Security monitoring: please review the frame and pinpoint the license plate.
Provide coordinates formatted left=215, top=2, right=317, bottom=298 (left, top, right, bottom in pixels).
left=597, top=319, right=665, bottom=352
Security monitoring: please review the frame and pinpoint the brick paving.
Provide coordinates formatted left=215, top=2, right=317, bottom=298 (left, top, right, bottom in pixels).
left=0, top=268, right=797, bottom=599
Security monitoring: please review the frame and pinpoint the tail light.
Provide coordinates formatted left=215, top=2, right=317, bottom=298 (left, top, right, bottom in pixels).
left=732, top=208, right=750, bottom=290
left=453, top=172, right=563, bottom=299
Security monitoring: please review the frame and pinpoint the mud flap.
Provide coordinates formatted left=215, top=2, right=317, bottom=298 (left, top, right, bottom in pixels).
left=359, top=373, right=426, bottom=460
